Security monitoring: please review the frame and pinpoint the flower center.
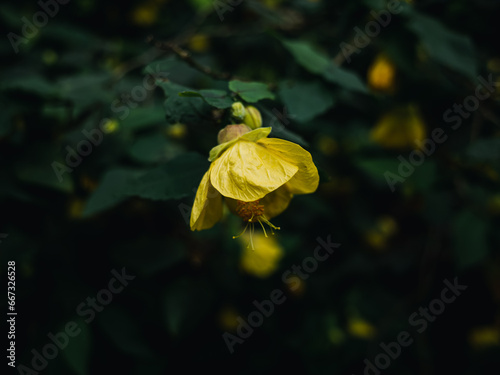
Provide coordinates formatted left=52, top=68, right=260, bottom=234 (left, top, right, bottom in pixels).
left=235, top=200, right=265, bottom=222
left=233, top=200, right=281, bottom=249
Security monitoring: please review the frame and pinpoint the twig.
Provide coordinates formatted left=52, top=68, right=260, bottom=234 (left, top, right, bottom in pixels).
left=147, top=36, right=231, bottom=81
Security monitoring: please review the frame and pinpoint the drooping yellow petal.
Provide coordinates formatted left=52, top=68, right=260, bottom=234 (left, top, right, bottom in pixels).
left=258, top=138, right=319, bottom=195
left=211, top=140, right=298, bottom=202
left=190, top=166, right=223, bottom=231
left=259, top=185, right=293, bottom=220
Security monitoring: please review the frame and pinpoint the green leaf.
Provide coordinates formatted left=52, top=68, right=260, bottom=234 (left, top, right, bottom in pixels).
left=128, top=134, right=181, bottom=164
left=83, top=169, right=143, bottom=217
left=62, top=319, right=91, bottom=375
left=143, top=56, right=178, bottom=76
left=15, top=143, right=74, bottom=193
left=281, top=39, right=368, bottom=93
left=467, top=138, right=500, bottom=161
left=228, top=80, right=275, bottom=102
left=323, top=65, right=368, bottom=93
left=57, top=73, right=114, bottom=115
left=120, top=107, right=166, bottom=131
left=452, top=210, right=490, bottom=269
left=282, top=39, right=330, bottom=74
left=407, top=12, right=477, bottom=79
left=278, top=80, right=335, bottom=123
left=1, top=75, right=57, bottom=97
left=163, top=95, right=210, bottom=126
left=179, top=89, right=233, bottom=108
left=126, top=153, right=208, bottom=201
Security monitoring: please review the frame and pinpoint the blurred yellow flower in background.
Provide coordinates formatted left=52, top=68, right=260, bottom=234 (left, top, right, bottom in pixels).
left=166, top=123, right=187, bottom=140
left=188, top=34, right=210, bottom=53
left=67, top=198, right=85, bottom=219
left=317, top=135, right=338, bottom=156
left=101, top=118, right=119, bottom=134
left=365, top=215, right=398, bottom=251
left=131, top=3, right=159, bottom=26
left=368, top=54, right=396, bottom=93
left=370, top=105, right=426, bottom=149
left=469, top=326, right=500, bottom=348
left=240, top=232, right=284, bottom=278
left=348, top=317, right=377, bottom=339
left=218, top=305, right=241, bottom=332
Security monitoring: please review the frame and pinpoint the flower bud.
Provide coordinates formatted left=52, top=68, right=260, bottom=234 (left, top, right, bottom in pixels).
left=231, top=102, right=246, bottom=121
left=217, top=124, right=251, bottom=144
left=243, top=106, right=262, bottom=129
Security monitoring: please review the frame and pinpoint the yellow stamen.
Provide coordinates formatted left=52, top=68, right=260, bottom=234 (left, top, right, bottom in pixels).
left=233, top=199, right=281, bottom=248
left=233, top=221, right=250, bottom=239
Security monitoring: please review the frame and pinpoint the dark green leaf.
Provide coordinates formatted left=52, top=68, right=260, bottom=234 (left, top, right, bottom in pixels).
left=128, top=134, right=181, bottom=164
left=407, top=12, right=477, bottom=79
left=120, top=107, right=166, bottom=131
left=281, top=39, right=367, bottom=93
left=228, top=80, right=275, bottom=102
left=467, top=138, right=500, bottom=161
left=282, top=39, right=330, bottom=74
left=179, top=89, right=233, bottom=108
left=324, top=65, right=368, bottom=93
left=83, top=169, right=143, bottom=217
left=452, top=210, right=489, bottom=269
left=126, top=153, right=208, bottom=201
left=278, top=80, right=335, bottom=122
left=62, top=319, right=91, bottom=375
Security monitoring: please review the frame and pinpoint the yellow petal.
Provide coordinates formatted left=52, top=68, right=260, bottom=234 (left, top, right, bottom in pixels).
left=258, top=138, right=319, bottom=195
left=190, top=166, right=223, bottom=231
left=209, top=127, right=272, bottom=162
left=211, top=140, right=298, bottom=202
left=260, top=185, right=293, bottom=219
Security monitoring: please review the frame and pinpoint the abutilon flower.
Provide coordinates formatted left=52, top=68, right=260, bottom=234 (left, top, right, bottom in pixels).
left=190, top=124, right=319, bottom=241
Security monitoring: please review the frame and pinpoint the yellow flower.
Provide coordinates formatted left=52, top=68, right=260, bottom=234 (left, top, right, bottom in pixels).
left=131, top=3, right=158, bottom=26
left=166, top=123, right=187, bottom=139
left=469, top=326, right=500, bottom=348
left=347, top=317, right=377, bottom=340
left=240, top=232, right=284, bottom=278
left=370, top=105, right=426, bottom=150
left=188, top=34, right=210, bottom=53
left=367, top=54, right=396, bottom=93
left=190, top=126, right=319, bottom=237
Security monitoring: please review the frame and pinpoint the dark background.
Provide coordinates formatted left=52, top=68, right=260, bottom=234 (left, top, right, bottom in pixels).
left=1, top=0, right=500, bottom=374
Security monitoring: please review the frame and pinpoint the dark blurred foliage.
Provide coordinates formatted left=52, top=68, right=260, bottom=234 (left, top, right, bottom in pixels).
left=1, top=0, right=500, bottom=374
